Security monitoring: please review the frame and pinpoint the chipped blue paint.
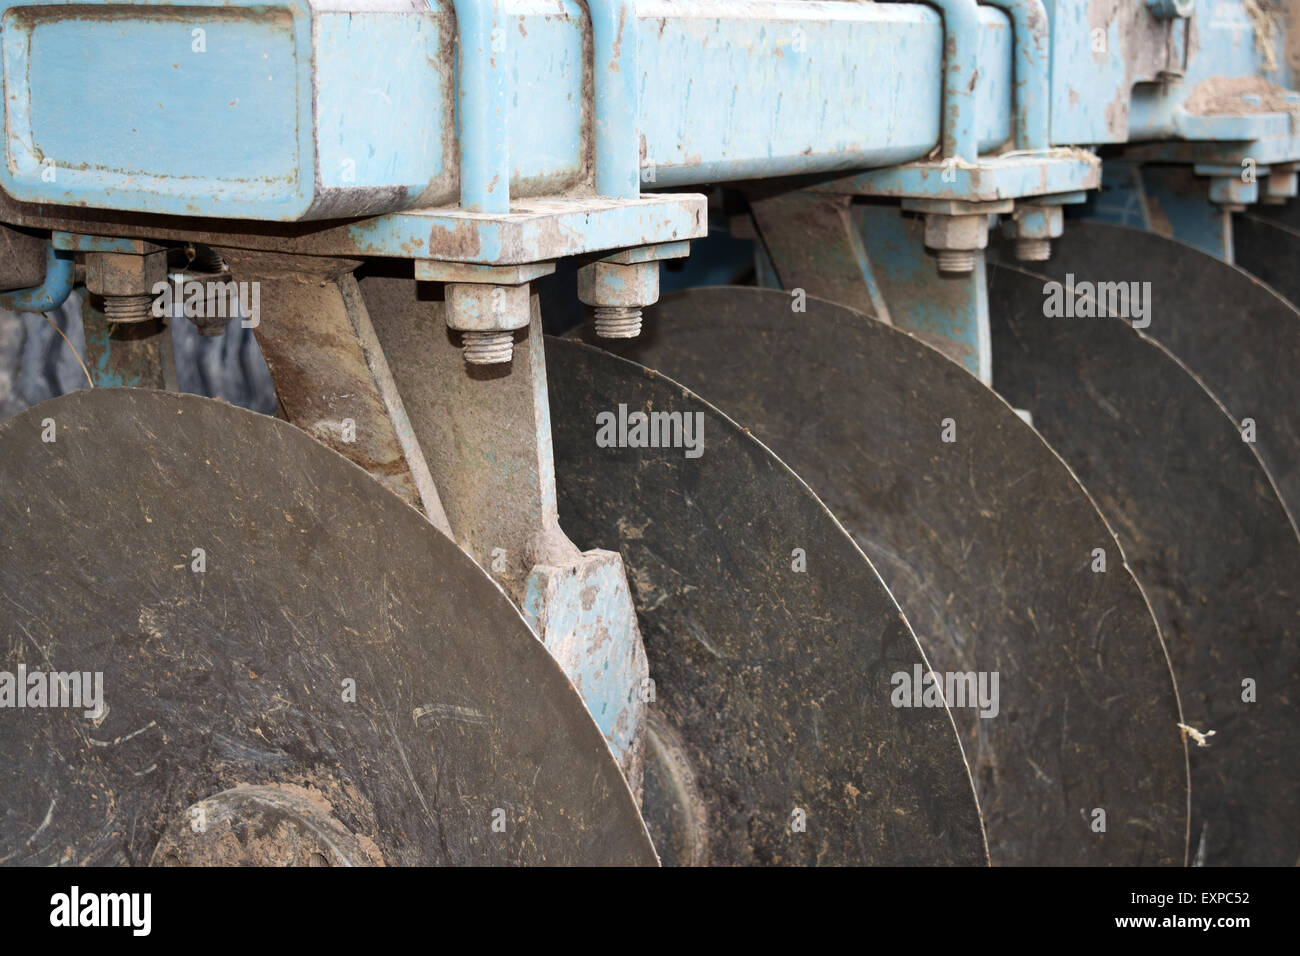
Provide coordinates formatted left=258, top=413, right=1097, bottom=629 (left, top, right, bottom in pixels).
left=842, top=151, right=1099, bottom=202
left=922, top=0, right=984, bottom=161
left=343, top=194, right=705, bottom=263
left=981, top=0, right=1050, bottom=150
left=590, top=1, right=639, bottom=200
left=854, top=203, right=991, bottom=382
left=0, top=0, right=1018, bottom=221
left=451, top=0, right=507, bottom=213
left=522, top=551, right=646, bottom=775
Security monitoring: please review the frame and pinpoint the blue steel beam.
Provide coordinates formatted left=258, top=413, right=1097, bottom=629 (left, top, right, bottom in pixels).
left=0, top=0, right=1014, bottom=220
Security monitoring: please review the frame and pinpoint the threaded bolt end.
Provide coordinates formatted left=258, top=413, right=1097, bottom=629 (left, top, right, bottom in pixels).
left=592, top=306, right=643, bottom=338
left=1015, top=237, right=1052, bottom=262
left=190, top=245, right=227, bottom=273
left=936, top=249, right=976, bottom=274
left=104, top=293, right=155, bottom=324
left=461, top=330, right=514, bottom=365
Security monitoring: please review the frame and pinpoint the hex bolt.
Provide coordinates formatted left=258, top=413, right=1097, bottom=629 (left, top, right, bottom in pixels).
left=103, top=293, right=156, bottom=323
left=1263, top=163, right=1299, bottom=205
left=188, top=243, right=227, bottom=274
left=578, top=260, right=659, bottom=337
left=935, top=250, right=976, bottom=273
left=592, top=305, right=643, bottom=338
left=923, top=213, right=988, bottom=275
left=461, top=330, right=516, bottom=365
left=1207, top=174, right=1257, bottom=211
left=444, top=281, right=531, bottom=365
left=1015, top=237, right=1052, bottom=261
left=84, top=250, right=168, bottom=324
left=1008, top=205, right=1063, bottom=263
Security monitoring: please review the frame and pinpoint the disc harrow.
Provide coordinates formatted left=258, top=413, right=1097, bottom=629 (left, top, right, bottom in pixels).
left=1, top=0, right=1298, bottom=868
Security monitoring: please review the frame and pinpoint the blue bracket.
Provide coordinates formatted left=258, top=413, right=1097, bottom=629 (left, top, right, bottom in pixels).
left=452, top=0, right=509, bottom=213
left=833, top=150, right=1099, bottom=201
left=917, top=0, right=983, bottom=162
left=980, top=0, right=1049, bottom=152
left=1086, top=160, right=1235, bottom=262
left=855, top=202, right=992, bottom=382
left=590, top=1, right=639, bottom=200
left=0, top=240, right=75, bottom=313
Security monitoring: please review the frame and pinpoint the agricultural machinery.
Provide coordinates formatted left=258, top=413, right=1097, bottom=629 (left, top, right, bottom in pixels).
left=1, top=0, right=1298, bottom=866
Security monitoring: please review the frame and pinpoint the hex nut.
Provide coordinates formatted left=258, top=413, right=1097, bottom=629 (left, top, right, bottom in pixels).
left=923, top=213, right=989, bottom=252
left=1208, top=176, right=1257, bottom=208
left=84, top=250, right=168, bottom=298
left=577, top=260, right=659, bottom=309
left=444, top=282, right=531, bottom=332
left=1013, top=205, right=1064, bottom=240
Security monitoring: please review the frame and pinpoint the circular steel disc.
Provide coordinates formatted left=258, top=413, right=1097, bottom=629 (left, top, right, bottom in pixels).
left=571, top=287, right=1187, bottom=866
left=0, top=388, right=656, bottom=866
left=987, top=263, right=1300, bottom=866
left=1235, top=211, right=1300, bottom=314
left=545, top=338, right=989, bottom=866
left=1001, top=221, right=1300, bottom=518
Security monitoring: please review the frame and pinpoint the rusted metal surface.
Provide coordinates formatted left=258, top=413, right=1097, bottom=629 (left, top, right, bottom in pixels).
left=997, top=220, right=1300, bottom=519
left=0, top=191, right=707, bottom=265
left=582, top=286, right=1188, bottom=866
left=80, top=297, right=167, bottom=390
left=853, top=202, right=993, bottom=381
left=546, top=337, right=990, bottom=866
left=988, top=262, right=1300, bottom=866
left=748, top=191, right=889, bottom=321
left=84, top=249, right=169, bottom=324
left=221, top=250, right=442, bottom=524
left=0, top=388, right=656, bottom=865
left=358, top=273, right=647, bottom=788
left=359, top=274, right=575, bottom=593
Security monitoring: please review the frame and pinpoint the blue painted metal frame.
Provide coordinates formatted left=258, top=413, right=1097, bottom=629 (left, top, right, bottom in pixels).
left=923, top=0, right=984, bottom=161
left=981, top=0, right=1050, bottom=151
left=451, top=0, right=508, bottom=213
left=590, top=0, right=639, bottom=200
left=0, top=241, right=75, bottom=312
left=0, top=0, right=1019, bottom=222
left=0, top=0, right=318, bottom=219
left=856, top=202, right=992, bottom=382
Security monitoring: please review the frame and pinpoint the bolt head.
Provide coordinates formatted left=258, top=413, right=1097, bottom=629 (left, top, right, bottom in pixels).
left=923, top=213, right=988, bottom=253
left=577, top=260, right=659, bottom=309
left=84, top=250, right=167, bottom=297
left=461, top=330, right=515, bottom=364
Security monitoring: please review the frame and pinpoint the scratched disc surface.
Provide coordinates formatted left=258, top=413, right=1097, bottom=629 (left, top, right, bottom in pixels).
left=571, top=287, right=1187, bottom=866
left=0, top=388, right=655, bottom=866
left=545, top=338, right=989, bottom=866
left=987, top=263, right=1300, bottom=866
left=994, top=221, right=1300, bottom=518
left=1234, top=209, right=1300, bottom=313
